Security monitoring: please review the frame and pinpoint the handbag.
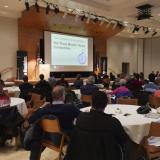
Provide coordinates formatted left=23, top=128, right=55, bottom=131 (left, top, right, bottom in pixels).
left=137, top=105, right=151, bottom=114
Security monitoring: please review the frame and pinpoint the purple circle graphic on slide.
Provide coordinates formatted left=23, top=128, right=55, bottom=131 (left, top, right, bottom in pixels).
left=78, top=52, right=87, bottom=64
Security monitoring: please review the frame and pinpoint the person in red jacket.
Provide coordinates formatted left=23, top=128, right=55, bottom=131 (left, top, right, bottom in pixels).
left=0, top=80, right=10, bottom=107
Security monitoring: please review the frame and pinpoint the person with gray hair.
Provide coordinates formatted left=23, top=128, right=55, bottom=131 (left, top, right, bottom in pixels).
left=80, top=76, right=99, bottom=95
left=28, top=85, right=80, bottom=160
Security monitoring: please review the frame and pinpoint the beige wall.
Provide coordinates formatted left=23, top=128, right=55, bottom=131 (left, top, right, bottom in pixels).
left=107, top=36, right=138, bottom=75
left=0, top=16, right=18, bottom=80
left=143, top=37, right=160, bottom=77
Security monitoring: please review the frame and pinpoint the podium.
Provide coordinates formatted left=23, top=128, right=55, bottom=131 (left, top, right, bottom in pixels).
left=38, top=64, right=50, bottom=80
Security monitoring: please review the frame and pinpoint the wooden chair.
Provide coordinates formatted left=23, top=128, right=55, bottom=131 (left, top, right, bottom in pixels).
left=27, top=93, right=45, bottom=109
left=141, top=122, right=160, bottom=160
left=41, top=118, right=69, bottom=160
left=149, top=95, right=160, bottom=109
left=81, top=94, right=92, bottom=106
left=116, top=98, right=138, bottom=105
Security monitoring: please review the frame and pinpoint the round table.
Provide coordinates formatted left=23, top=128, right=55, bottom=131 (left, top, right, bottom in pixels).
left=11, top=97, right=28, bottom=117
left=4, top=86, right=20, bottom=97
left=81, top=104, right=159, bottom=144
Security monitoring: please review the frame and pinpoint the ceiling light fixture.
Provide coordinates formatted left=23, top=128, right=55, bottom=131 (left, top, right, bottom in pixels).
left=152, top=30, right=157, bottom=36
left=25, top=0, right=30, bottom=11
left=80, top=14, right=86, bottom=21
left=53, top=5, right=59, bottom=14
left=93, top=17, right=99, bottom=23
left=144, top=27, right=149, bottom=34
left=46, top=3, right=50, bottom=14
left=132, top=25, right=140, bottom=33
left=35, top=0, right=40, bottom=12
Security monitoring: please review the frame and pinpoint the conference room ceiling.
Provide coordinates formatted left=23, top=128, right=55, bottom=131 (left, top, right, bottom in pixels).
left=0, top=0, right=160, bottom=38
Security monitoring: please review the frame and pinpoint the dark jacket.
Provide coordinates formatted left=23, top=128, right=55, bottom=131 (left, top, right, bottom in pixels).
left=29, top=103, right=81, bottom=133
left=80, top=84, right=99, bottom=95
left=65, top=110, right=130, bottom=160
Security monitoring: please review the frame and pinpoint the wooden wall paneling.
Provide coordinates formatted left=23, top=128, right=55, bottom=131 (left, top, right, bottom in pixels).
left=18, top=7, right=122, bottom=80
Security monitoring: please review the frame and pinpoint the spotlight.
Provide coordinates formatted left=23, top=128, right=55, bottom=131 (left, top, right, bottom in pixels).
left=117, top=22, right=124, bottom=29
left=143, top=27, right=149, bottom=34
left=46, top=3, right=50, bottom=15
left=54, top=5, right=59, bottom=14
left=152, top=30, right=157, bottom=36
left=81, top=15, right=86, bottom=21
left=132, top=25, right=140, bottom=33
left=93, top=17, right=99, bottom=23
left=25, top=0, right=29, bottom=11
left=35, top=0, right=39, bottom=12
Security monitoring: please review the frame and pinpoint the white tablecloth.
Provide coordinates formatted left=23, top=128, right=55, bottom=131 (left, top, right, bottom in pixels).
left=73, top=89, right=81, bottom=99
left=4, top=86, right=20, bottom=97
left=11, top=97, right=28, bottom=116
left=81, top=104, right=160, bottom=144
left=4, top=82, right=15, bottom=86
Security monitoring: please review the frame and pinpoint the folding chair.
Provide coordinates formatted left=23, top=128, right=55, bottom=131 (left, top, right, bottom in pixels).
left=41, top=118, right=69, bottom=160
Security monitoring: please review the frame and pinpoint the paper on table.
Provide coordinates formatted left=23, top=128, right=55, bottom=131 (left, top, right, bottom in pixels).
left=148, top=136, right=160, bottom=146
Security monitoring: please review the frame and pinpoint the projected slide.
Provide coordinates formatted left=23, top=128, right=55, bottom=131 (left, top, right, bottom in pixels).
left=51, top=33, right=88, bottom=66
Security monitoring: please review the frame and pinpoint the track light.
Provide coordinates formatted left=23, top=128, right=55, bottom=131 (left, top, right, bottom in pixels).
left=46, top=3, right=50, bottom=15
left=53, top=5, right=59, bottom=14
left=25, top=0, right=29, bottom=11
left=132, top=25, right=140, bottom=33
left=117, top=22, right=124, bottom=29
left=143, top=27, right=149, bottom=34
left=35, top=1, right=39, bottom=12
left=81, top=14, right=86, bottom=21
left=152, top=30, right=157, bottom=36
left=93, top=17, right=99, bottom=23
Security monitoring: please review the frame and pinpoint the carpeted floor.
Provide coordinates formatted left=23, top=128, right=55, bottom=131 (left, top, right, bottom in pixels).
left=0, top=144, right=59, bottom=160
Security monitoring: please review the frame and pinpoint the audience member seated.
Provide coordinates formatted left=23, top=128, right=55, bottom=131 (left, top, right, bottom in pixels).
left=127, top=73, right=143, bottom=97
left=102, top=74, right=110, bottom=89
left=0, top=80, right=10, bottom=108
left=27, top=85, right=80, bottom=160
left=19, top=75, right=33, bottom=102
left=65, top=88, right=84, bottom=109
left=56, top=74, right=69, bottom=88
left=80, top=76, right=99, bottom=95
left=35, top=74, right=52, bottom=103
left=109, top=72, right=116, bottom=81
left=144, top=73, right=159, bottom=93
left=65, top=91, right=131, bottom=160
left=111, top=81, right=132, bottom=99
left=74, top=74, right=83, bottom=89
left=48, top=72, right=57, bottom=88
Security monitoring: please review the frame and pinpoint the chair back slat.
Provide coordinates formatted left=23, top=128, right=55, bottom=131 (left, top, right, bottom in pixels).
left=149, top=95, right=160, bottom=109
left=148, top=122, right=160, bottom=137
left=116, top=98, right=138, bottom=105
left=81, top=94, right=92, bottom=104
left=41, top=119, right=61, bottom=133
